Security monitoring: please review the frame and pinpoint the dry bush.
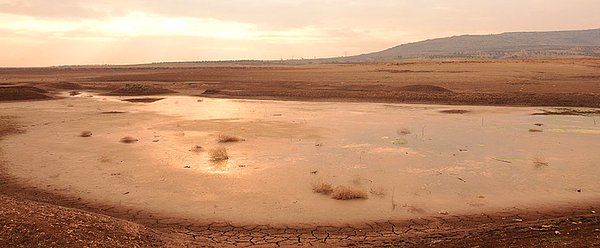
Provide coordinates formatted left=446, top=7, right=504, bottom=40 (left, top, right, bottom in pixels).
left=218, top=134, right=244, bottom=143
left=312, top=182, right=333, bottom=195
left=80, top=131, right=93, bottom=137
left=528, top=129, right=543, bottom=133
left=209, top=147, right=229, bottom=161
left=331, top=186, right=368, bottom=200
left=120, top=136, right=138, bottom=143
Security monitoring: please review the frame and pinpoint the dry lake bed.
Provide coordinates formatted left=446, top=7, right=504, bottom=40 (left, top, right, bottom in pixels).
left=2, top=92, right=599, bottom=227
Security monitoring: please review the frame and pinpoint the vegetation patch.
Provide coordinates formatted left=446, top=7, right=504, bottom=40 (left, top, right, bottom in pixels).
left=100, top=111, right=127, bottom=114
left=0, top=116, right=24, bottom=138
left=106, top=84, right=176, bottom=96
left=397, top=128, right=411, bottom=135
left=312, top=182, right=334, bottom=195
left=120, top=136, right=139, bottom=143
left=532, top=108, right=600, bottom=116
left=369, top=186, right=387, bottom=197
left=533, top=157, right=549, bottom=168
left=80, top=131, right=93, bottom=137
left=331, top=186, right=368, bottom=200
left=399, top=84, right=453, bottom=93
left=0, top=86, right=50, bottom=101
left=189, top=145, right=203, bottom=153
left=440, top=109, right=471, bottom=114
left=218, top=134, right=245, bottom=143
left=209, top=147, right=229, bottom=161
left=121, top=97, right=165, bottom=103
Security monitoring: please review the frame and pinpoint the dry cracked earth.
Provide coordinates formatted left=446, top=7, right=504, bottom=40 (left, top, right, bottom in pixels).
left=2, top=175, right=600, bottom=247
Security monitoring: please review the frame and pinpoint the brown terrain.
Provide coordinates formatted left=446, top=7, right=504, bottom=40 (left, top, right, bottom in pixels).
left=1, top=59, right=600, bottom=247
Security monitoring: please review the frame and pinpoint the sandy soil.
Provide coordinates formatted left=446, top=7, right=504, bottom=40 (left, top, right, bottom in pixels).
left=2, top=59, right=600, bottom=246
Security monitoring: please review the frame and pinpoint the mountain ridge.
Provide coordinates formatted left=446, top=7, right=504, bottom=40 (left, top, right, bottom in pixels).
left=323, top=28, right=600, bottom=62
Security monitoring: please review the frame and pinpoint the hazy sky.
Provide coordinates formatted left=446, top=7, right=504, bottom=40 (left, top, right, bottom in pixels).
left=1, top=0, right=599, bottom=66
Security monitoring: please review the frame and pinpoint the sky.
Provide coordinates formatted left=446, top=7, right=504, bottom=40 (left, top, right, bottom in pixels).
left=1, top=0, right=599, bottom=66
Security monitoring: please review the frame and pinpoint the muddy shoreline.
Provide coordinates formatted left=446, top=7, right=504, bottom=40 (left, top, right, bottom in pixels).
left=2, top=165, right=600, bottom=247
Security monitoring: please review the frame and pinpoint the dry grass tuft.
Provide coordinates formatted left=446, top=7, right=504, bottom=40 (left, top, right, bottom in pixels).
left=369, top=186, right=387, bottom=197
left=312, top=182, right=334, bottom=195
left=528, top=129, right=543, bottom=133
left=98, top=156, right=111, bottom=163
left=80, top=131, right=93, bottom=137
left=190, top=145, right=203, bottom=153
left=440, top=109, right=470, bottom=114
left=0, top=116, right=24, bottom=138
left=218, top=134, right=245, bottom=143
left=331, top=186, right=368, bottom=200
left=532, top=108, right=600, bottom=116
left=120, top=136, right=138, bottom=143
left=397, top=128, right=411, bottom=135
left=533, top=157, right=549, bottom=168
left=209, top=147, right=229, bottom=161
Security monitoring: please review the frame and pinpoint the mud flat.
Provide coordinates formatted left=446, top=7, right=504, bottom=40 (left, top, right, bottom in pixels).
left=2, top=91, right=600, bottom=246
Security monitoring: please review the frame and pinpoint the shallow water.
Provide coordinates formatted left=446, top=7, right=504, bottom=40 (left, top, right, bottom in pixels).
left=2, top=94, right=600, bottom=225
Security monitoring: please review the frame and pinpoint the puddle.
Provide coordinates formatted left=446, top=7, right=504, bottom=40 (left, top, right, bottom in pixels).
left=1, top=94, right=600, bottom=225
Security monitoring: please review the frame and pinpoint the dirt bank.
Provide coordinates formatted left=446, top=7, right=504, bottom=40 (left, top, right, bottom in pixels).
left=2, top=59, right=600, bottom=107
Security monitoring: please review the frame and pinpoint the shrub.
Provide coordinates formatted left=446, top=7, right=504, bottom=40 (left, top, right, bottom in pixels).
left=331, top=186, right=368, bottom=200
left=218, top=134, right=244, bottom=143
left=312, top=182, right=333, bottom=195
left=120, top=136, right=138, bottom=143
left=209, top=147, right=229, bottom=161
left=80, top=131, right=93, bottom=137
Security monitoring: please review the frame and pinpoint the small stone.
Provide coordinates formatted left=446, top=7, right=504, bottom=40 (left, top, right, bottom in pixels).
left=592, top=210, right=596, bottom=214
left=184, top=165, right=191, bottom=169
left=438, top=210, right=449, bottom=215
left=554, top=231, right=561, bottom=235
left=513, top=218, right=523, bottom=222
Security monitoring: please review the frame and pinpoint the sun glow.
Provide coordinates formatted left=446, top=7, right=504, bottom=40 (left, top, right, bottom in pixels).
left=97, top=13, right=258, bottom=39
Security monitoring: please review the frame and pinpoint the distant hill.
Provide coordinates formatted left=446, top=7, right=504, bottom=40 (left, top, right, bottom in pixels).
left=322, top=28, right=600, bottom=62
